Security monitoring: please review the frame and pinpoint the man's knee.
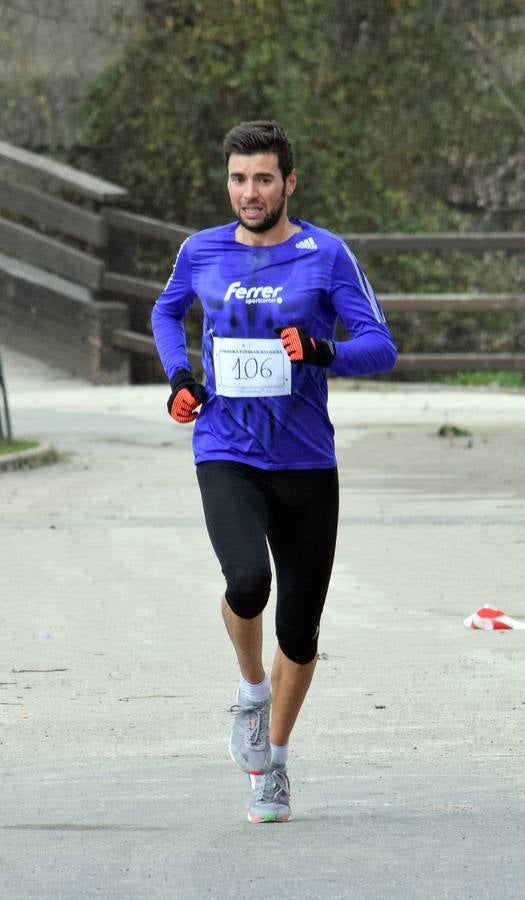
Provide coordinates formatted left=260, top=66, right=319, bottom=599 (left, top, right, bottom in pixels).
left=224, top=565, right=272, bottom=619
left=276, top=621, right=319, bottom=665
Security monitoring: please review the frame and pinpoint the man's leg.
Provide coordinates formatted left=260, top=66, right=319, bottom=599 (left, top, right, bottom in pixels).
left=267, top=467, right=339, bottom=752
left=246, top=643, right=316, bottom=825
left=221, top=597, right=272, bottom=774
left=269, top=647, right=316, bottom=746
left=246, top=468, right=338, bottom=823
left=247, top=648, right=315, bottom=824
left=196, top=462, right=273, bottom=775
left=221, top=595, right=264, bottom=685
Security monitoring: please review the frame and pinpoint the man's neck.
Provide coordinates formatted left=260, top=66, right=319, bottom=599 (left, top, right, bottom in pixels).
left=234, top=217, right=302, bottom=247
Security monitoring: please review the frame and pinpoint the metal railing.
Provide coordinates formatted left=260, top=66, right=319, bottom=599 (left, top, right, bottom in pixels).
left=0, top=351, right=13, bottom=440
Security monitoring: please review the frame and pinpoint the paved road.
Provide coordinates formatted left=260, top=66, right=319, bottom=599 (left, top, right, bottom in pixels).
left=1, top=346, right=525, bottom=899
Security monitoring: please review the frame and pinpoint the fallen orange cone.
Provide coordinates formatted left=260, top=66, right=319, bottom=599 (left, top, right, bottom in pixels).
left=464, top=605, right=525, bottom=630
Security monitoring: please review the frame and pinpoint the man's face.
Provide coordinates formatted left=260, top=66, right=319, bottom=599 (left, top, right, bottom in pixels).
left=227, top=152, right=296, bottom=233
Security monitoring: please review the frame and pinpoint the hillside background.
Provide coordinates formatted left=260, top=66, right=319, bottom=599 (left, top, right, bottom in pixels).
left=1, top=0, right=525, bottom=366
left=0, top=0, right=141, bottom=149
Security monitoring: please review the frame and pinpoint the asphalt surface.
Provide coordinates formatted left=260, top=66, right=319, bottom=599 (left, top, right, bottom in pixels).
left=1, top=345, right=525, bottom=899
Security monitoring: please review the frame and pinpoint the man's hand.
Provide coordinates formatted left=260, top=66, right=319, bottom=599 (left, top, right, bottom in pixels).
left=167, top=369, right=206, bottom=423
left=275, top=326, right=336, bottom=367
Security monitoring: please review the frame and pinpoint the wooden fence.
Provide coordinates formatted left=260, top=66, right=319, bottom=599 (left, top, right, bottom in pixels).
left=0, top=140, right=131, bottom=383
left=1, top=138, right=525, bottom=382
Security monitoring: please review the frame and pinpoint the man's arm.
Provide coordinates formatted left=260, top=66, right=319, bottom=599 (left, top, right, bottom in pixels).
left=151, top=237, right=197, bottom=382
left=151, top=237, right=206, bottom=422
left=327, top=242, right=397, bottom=377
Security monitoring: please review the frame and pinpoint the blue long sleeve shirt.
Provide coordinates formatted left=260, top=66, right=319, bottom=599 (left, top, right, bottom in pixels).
left=151, top=218, right=397, bottom=469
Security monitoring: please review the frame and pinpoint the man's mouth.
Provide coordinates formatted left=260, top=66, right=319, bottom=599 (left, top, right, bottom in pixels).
left=241, top=206, right=264, bottom=219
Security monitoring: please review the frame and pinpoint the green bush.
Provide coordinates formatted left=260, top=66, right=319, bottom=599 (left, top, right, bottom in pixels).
left=75, top=0, right=525, bottom=236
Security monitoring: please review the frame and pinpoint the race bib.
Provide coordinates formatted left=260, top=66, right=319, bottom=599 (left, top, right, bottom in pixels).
left=213, top=337, right=291, bottom=398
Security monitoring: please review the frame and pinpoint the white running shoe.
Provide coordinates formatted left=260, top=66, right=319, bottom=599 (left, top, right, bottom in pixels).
left=229, top=692, right=271, bottom=775
left=247, top=766, right=291, bottom=823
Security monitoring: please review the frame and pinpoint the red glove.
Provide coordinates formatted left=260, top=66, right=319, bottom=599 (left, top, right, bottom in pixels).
left=167, top=369, right=206, bottom=423
left=275, top=327, right=336, bottom=366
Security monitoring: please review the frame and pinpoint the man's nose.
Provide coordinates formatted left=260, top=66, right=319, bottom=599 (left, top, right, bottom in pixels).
left=242, top=180, right=259, bottom=199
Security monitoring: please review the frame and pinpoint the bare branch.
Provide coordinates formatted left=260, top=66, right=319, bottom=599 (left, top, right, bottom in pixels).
left=466, top=22, right=525, bottom=137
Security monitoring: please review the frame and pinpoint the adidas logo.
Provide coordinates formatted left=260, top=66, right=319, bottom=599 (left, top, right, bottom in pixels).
left=295, top=237, right=318, bottom=250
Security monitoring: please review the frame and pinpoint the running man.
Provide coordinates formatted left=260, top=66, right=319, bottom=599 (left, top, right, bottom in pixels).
left=151, top=120, right=397, bottom=823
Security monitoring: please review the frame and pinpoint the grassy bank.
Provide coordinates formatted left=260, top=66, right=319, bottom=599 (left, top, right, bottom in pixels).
left=0, top=439, right=39, bottom=455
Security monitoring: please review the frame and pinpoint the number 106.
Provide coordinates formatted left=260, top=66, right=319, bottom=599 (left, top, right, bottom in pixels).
left=232, top=356, right=273, bottom=380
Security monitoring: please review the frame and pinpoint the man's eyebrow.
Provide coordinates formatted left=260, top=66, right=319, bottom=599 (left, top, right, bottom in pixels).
left=228, top=170, right=276, bottom=177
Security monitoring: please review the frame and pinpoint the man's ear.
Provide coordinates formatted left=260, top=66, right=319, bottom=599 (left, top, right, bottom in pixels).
left=286, top=169, right=297, bottom=197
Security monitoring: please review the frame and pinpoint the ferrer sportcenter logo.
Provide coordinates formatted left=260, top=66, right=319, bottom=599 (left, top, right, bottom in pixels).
left=224, top=281, right=284, bottom=305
